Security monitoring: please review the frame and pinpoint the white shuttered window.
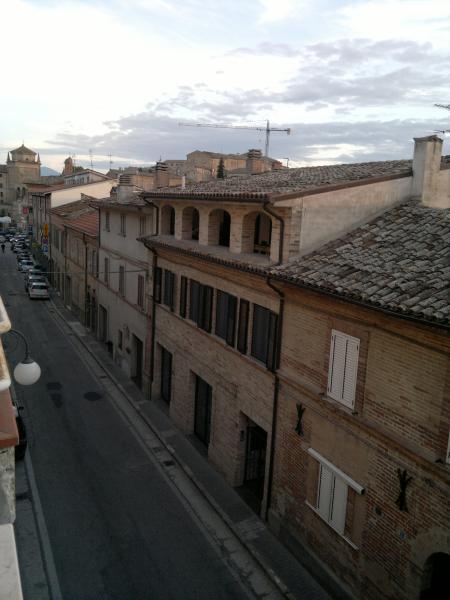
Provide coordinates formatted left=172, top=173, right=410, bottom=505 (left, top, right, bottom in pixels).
left=328, top=330, right=360, bottom=408
left=317, top=464, right=348, bottom=535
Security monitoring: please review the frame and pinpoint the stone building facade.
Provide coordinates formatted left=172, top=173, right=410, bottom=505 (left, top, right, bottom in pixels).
left=0, top=144, right=41, bottom=227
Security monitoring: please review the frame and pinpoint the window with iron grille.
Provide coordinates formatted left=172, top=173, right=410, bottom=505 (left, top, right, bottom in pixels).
left=137, top=274, right=145, bottom=308
left=119, top=265, right=125, bottom=296
left=215, top=291, right=237, bottom=346
left=189, top=280, right=213, bottom=332
left=163, top=270, right=175, bottom=310
left=251, top=304, right=278, bottom=369
left=120, top=214, right=126, bottom=236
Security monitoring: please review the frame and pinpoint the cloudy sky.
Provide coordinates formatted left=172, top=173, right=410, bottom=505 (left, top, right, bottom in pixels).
left=1, top=0, right=450, bottom=172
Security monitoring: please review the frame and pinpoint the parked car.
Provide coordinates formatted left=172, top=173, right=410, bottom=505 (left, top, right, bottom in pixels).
left=28, top=282, right=50, bottom=299
left=13, top=402, right=27, bottom=460
left=18, top=259, right=35, bottom=272
left=25, top=274, right=47, bottom=291
left=17, top=252, right=31, bottom=262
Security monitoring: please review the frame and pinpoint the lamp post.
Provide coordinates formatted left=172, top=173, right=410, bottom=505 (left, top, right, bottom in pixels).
left=5, top=329, right=41, bottom=385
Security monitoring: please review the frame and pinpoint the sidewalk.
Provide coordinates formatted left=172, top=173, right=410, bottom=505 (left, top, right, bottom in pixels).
left=51, top=294, right=349, bottom=600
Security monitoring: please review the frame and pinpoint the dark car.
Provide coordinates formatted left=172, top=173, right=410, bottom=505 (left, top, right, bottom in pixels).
left=13, top=402, right=27, bottom=460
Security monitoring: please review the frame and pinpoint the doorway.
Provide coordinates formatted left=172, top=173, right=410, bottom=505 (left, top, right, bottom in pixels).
left=132, top=334, right=143, bottom=389
left=161, top=347, right=172, bottom=404
left=421, top=553, right=450, bottom=599
left=238, top=419, right=267, bottom=513
left=194, top=375, right=212, bottom=447
left=98, top=305, right=108, bottom=343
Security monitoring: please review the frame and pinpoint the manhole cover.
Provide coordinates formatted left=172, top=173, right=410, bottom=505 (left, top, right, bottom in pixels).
left=46, top=382, right=62, bottom=391
left=51, top=393, right=63, bottom=407
left=84, top=391, right=103, bottom=401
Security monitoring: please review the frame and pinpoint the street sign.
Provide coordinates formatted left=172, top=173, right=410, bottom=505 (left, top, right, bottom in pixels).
left=43, top=223, right=49, bottom=237
left=42, top=244, right=48, bottom=254
left=42, top=236, right=48, bottom=245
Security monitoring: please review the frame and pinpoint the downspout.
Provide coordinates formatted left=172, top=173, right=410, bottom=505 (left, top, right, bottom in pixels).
left=48, top=208, right=53, bottom=285
left=264, top=276, right=285, bottom=522
left=63, top=225, right=68, bottom=302
left=263, top=201, right=284, bottom=265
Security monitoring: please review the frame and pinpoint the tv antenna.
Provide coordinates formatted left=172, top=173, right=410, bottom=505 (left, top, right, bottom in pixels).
left=108, top=153, right=114, bottom=170
left=179, top=119, right=291, bottom=157
left=89, top=149, right=94, bottom=169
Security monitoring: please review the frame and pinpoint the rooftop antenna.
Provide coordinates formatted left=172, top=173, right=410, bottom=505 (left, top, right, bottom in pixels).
left=108, top=153, right=114, bottom=170
left=89, top=149, right=94, bottom=169
left=72, top=154, right=76, bottom=167
left=284, top=157, right=290, bottom=168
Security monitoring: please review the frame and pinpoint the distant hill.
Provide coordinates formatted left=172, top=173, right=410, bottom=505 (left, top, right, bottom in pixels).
left=41, top=166, right=60, bottom=176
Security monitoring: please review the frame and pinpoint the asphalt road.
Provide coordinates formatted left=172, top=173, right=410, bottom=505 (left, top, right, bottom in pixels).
left=1, top=248, right=254, bottom=600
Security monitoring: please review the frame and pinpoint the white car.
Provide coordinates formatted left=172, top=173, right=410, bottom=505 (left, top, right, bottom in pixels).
left=28, top=282, right=49, bottom=299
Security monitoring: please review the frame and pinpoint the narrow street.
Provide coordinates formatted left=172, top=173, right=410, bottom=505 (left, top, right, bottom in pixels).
left=1, top=248, right=285, bottom=600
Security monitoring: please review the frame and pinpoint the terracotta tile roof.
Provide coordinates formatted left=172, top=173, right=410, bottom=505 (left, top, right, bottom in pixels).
left=270, top=201, right=450, bottom=326
left=89, top=195, right=146, bottom=208
left=142, top=158, right=420, bottom=200
left=51, top=199, right=90, bottom=216
left=66, top=210, right=99, bottom=237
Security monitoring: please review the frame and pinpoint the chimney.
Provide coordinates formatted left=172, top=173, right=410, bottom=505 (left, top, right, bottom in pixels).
left=155, top=161, right=169, bottom=188
left=412, top=135, right=449, bottom=208
left=117, top=173, right=134, bottom=202
left=181, top=175, right=186, bottom=189
left=246, top=149, right=265, bottom=174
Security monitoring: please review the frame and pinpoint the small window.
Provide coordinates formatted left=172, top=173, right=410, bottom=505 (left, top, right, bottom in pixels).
left=179, top=276, right=187, bottom=317
left=104, top=257, right=109, bottom=284
left=105, top=211, right=110, bottom=232
left=163, top=270, right=175, bottom=310
left=215, top=291, right=237, bottom=346
left=120, top=214, right=126, bottom=236
left=237, top=300, right=249, bottom=354
left=119, top=265, right=125, bottom=296
left=153, top=267, right=162, bottom=303
left=137, top=275, right=145, bottom=308
left=327, top=330, right=360, bottom=409
left=139, top=216, right=147, bottom=236
left=118, top=330, right=123, bottom=350
left=251, top=304, right=278, bottom=369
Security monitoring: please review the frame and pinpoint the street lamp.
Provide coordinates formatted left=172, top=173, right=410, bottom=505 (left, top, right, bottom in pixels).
left=6, top=329, right=41, bottom=386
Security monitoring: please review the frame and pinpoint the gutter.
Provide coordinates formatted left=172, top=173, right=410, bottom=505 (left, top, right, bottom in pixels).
left=264, top=277, right=285, bottom=521
left=263, top=201, right=284, bottom=265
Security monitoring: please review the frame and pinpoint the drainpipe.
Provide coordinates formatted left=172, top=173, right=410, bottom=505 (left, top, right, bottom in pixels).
left=264, top=276, right=285, bottom=522
left=263, top=201, right=284, bottom=265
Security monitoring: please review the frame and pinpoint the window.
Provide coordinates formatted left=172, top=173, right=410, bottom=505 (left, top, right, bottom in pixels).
left=119, top=265, right=125, bottom=296
left=139, top=216, right=147, bottom=236
left=237, top=300, right=249, bottom=354
left=251, top=305, right=278, bottom=369
left=90, top=250, right=97, bottom=275
left=327, top=330, right=360, bottom=409
left=118, top=330, right=123, bottom=350
left=120, top=214, right=126, bottom=236
left=104, top=257, right=109, bottom=284
left=179, top=276, right=187, bottom=317
left=194, top=375, right=212, bottom=446
left=163, top=270, right=175, bottom=310
left=137, top=275, right=145, bottom=308
left=153, top=267, right=162, bottom=303
left=105, top=211, right=110, bottom=231
left=215, top=291, right=237, bottom=346
left=161, top=347, right=172, bottom=404
left=189, top=280, right=213, bottom=332
left=308, top=448, right=364, bottom=539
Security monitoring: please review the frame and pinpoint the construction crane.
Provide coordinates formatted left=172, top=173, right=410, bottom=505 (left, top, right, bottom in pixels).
left=179, top=120, right=291, bottom=157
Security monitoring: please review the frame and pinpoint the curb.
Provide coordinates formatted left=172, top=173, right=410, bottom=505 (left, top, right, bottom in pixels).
left=49, top=295, right=296, bottom=600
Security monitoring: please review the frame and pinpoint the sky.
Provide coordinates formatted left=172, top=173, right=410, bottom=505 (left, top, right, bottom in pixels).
left=1, top=0, right=450, bottom=172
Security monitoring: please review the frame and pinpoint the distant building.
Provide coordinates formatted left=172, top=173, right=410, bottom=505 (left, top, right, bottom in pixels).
left=0, top=144, right=41, bottom=227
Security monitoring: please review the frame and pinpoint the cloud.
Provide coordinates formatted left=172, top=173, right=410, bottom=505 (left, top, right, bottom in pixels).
left=258, top=0, right=299, bottom=24
left=227, top=41, right=300, bottom=57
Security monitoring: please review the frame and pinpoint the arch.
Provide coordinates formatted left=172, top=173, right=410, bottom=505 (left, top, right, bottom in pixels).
left=208, top=209, right=231, bottom=247
left=241, top=211, right=272, bottom=255
left=420, top=553, right=450, bottom=599
left=182, top=206, right=199, bottom=241
left=161, top=205, right=175, bottom=235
